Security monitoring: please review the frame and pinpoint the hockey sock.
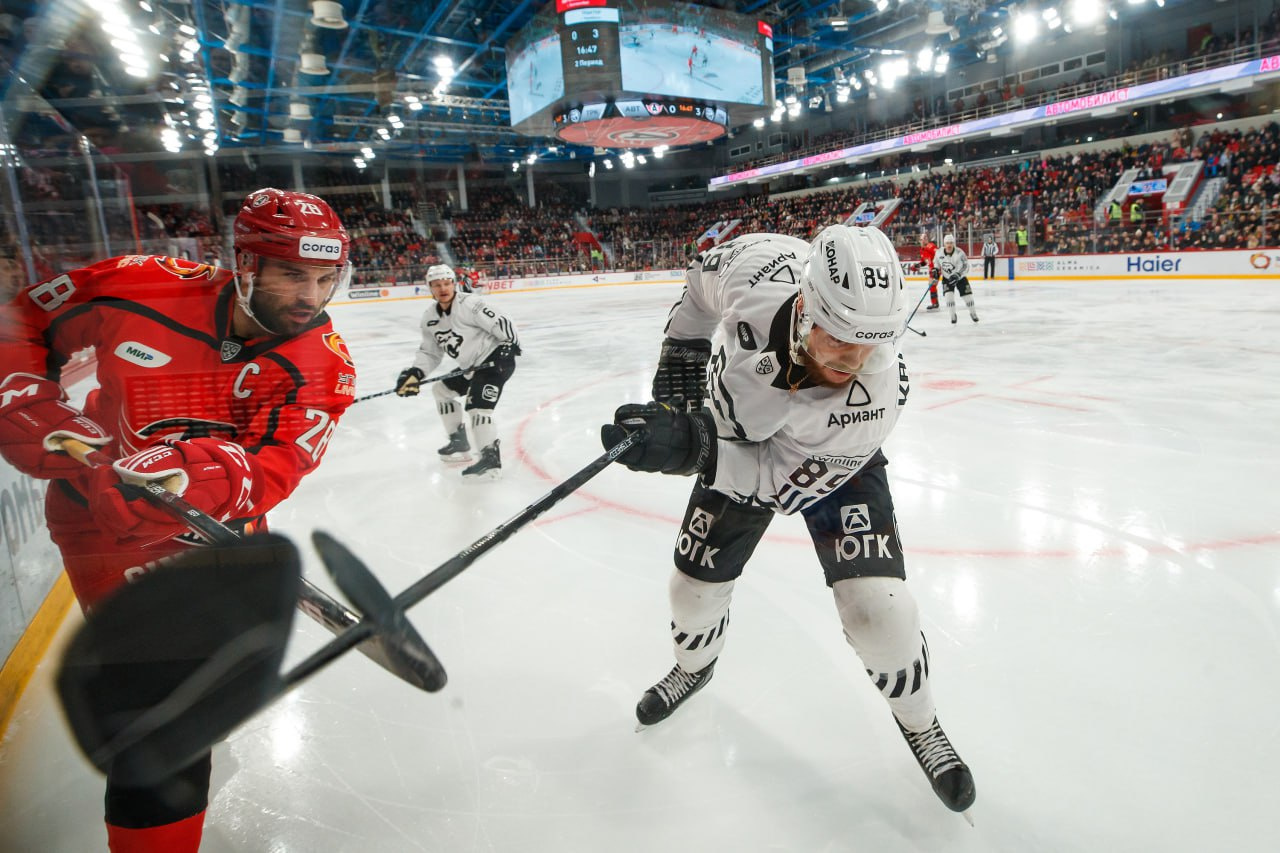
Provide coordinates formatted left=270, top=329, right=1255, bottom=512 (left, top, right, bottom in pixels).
left=668, top=570, right=733, bottom=673
left=833, top=576, right=936, bottom=731
left=106, top=812, right=204, bottom=853
left=433, top=383, right=465, bottom=437
left=963, top=294, right=977, bottom=312
left=469, top=410, right=497, bottom=449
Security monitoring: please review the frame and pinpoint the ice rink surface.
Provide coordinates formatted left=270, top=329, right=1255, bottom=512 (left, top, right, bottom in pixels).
left=3, top=275, right=1279, bottom=852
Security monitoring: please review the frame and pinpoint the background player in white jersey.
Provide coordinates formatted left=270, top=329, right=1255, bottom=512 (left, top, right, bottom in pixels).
left=599, top=225, right=975, bottom=816
left=396, top=264, right=520, bottom=479
left=936, top=234, right=979, bottom=324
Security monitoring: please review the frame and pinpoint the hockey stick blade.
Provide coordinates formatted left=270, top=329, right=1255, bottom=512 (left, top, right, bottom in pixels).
left=57, top=431, right=646, bottom=779
left=56, top=533, right=301, bottom=787
left=58, top=439, right=438, bottom=692
left=282, top=429, right=645, bottom=686
left=311, top=531, right=447, bottom=692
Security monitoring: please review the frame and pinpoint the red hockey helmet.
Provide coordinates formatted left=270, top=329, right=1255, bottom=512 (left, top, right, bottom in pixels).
left=232, top=188, right=352, bottom=331
left=234, top=188, right=350, bottom=267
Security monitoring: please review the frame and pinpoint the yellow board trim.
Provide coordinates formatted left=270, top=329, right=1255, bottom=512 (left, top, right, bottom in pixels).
left=0, top=573, right=74, bottom=737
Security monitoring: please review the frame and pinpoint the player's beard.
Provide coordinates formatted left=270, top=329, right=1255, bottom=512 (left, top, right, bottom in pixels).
left=250, top=290, right=320, bottom=337
left=801, top=359, right=855, bottom=389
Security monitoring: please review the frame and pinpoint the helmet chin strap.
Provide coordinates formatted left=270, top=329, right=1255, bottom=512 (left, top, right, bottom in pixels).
left=233, top=267, right=284, bottom=337
left=788, top=299, right=810, bottom=367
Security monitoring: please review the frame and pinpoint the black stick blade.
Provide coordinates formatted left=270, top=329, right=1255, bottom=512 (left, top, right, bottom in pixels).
left=311, top=531, right=448, bottom=692
left=56, top=533, right=301, bottom=786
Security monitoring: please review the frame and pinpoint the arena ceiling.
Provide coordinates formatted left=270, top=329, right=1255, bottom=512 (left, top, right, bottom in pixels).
left=0, top=0, right=1197, bottom=166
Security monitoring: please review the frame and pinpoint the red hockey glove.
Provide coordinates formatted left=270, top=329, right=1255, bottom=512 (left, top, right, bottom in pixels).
left=88, top=439, right=257, bottom=543
left=0, top=373, right=111, bottom=478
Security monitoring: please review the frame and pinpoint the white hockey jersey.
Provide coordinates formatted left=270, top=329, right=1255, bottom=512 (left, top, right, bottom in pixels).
left=664, top=234, right=909, bottom=515
left=412, top=292, right=519, bottom=374
left=936, top=246, right=969, bottom=282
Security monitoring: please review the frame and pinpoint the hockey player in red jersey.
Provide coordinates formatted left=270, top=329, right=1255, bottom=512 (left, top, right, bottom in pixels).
left=0, top=188, right=356, bottom=853
left=919, top=232, right=941, bottom=310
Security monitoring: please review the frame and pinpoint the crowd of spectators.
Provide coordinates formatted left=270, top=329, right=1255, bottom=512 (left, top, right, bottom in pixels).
left=3, top=123, right=1276, bottom=291
left=731, top=18, right=1280, bottom=177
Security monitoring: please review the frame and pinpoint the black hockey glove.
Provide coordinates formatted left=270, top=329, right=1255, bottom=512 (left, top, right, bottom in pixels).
left=651, top=337, right=711, bottom=410
left=492, top=343, right=521, bottom=363
left=600, top=402, right=716, bottom=477
left=929, top=267, right=941, bottom=282
left=395, top=367, right=425, bottom=397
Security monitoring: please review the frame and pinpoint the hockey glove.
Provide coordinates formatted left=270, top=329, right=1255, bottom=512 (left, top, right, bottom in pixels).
left=600, top=402, right=716, bottom=477
left=492, top=343, right=521, bottom=363
left=0, top=373, right=111, bottom=479
left=88, top=439, right=257, bottom=544
left=651, top=337, right=711, bottom=410
left=395, top=367, right=425, bottom=397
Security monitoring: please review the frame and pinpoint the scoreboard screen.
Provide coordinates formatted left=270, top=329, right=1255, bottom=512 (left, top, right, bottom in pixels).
left=506, top=0, right=774, bottom=133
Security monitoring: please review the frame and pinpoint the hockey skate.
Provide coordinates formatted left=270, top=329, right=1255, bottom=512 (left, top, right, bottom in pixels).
left=970, top=311, right=980, bottom=323
left=926, top=304, right=939, bottom=311
left=896, top=717, right=976, bottom=815
left=462, top=441, right=501, bottom=480
left=635, top=660, right=716, bottom=730
left=950, top=311, right=958, bottom=324
left=437, top=426, right=471, bottom=462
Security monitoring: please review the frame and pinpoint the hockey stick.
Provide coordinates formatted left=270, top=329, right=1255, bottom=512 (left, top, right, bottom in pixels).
left=56, top=439, right=445, bottom=693
left=56, top=430, right=645, bottom=784
left=357, top=362, right=497, bottom=403
left=903, top=281, right=933, bottom=337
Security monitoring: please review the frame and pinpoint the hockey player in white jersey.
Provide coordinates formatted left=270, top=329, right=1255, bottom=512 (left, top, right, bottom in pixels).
left=936, top=234, right=979, bottom=324
left=396, top=264, right=520, bottom=479
left=600, top=225, right=975, bottom=815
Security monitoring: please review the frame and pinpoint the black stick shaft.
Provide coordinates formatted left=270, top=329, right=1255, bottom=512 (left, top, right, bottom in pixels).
left=905, top=280, right=933, bottom=327
left=281, top=430, right=643, bottom=687
left=59, top=440, right=435, bottom=689
left=358, top=363, right=495, bottom=403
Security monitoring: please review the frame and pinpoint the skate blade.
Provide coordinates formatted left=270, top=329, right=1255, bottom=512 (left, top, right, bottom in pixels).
left=961, top=809, right=974, bottom=827
left=462, top=469, right=502, bottom=481
left=439, top=453, right=472, bottom=465
left=634, top=721, right=648, bottom=733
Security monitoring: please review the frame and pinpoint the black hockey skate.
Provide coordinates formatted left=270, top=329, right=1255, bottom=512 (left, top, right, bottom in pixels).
left=635, top=660, right=715, bottom=730
left=437, top=426, right=471, bottom=462
left=896, top=717, right=976, bottom=813
left=926, top=304, right=940, bottom=311
left=462, top=441, right=501, bottom=480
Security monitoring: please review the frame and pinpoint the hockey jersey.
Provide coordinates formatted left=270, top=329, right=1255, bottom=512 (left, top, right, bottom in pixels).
left=936, top=246, right=970, bottom=282
left=412, top=292, right=519, bottom=374
left=920, top=241, right=938, bottom=272
left=0, top=254, right=356, bottom=528
left=664, top=234, right=909, bottom=515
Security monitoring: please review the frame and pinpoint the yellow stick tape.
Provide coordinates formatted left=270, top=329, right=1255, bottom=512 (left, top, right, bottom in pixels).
left=0, top=573, right=74, bottom=737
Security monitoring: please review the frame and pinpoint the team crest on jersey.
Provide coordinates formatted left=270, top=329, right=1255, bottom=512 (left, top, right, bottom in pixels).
left=754, top=354, right=774, bottom=375
left=220, top=339, right=243, bottom=362
left=322, top=332, right=354, bottom=367
left=155, top=256, right=218, bottom=280
left=434, top=329, right=463, bottom=359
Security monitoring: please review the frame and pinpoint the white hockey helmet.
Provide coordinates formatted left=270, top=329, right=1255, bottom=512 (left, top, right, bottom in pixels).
left=943, top=233, right=956, bottom=246
left=794, top=224, right=908, bottom=374
left=426, top=263, right=455, bottom=283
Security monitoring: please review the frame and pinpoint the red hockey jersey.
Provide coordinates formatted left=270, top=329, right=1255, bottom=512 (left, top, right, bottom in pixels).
left=0, top=255, right=356, bottom=602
